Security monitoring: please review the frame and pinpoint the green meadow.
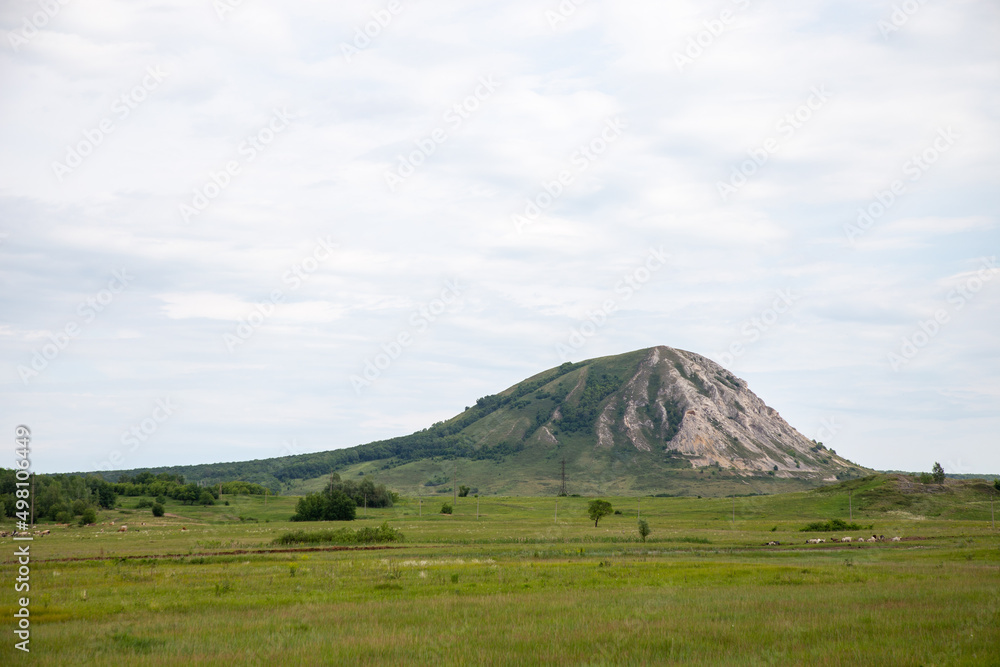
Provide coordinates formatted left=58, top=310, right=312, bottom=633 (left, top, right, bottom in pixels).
left=2, top=477, right=998, bottom=665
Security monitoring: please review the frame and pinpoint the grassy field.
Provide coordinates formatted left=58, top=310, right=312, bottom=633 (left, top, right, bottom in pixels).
left=2, top=477, right=998, bottom=665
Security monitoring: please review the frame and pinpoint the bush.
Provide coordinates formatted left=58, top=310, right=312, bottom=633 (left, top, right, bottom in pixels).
left=79, top=507, right=97, bottom=525
left=273, top=522, right=403, bottom=545
left=918, top=472, right=933, bottom=484
left=637, top=519, right=651, bottom=543
left=932, top=462, right=946, bottom=484
left=800, top=519, right=862, bottom=532
left=55, top=511, right=72, bottom=524
left=995, top=479, right=1000, bottom=492
left=155, top=495, right=167, bottom=505
left=290, top=489, right=356, bottom=522
left=136, top=498, right=154, bottom=509
left=440, top=503, right=453, bottom=515
left=71, top=499, right=88, bottom=515
left=198, top=490, right=215, bottom=506
left=458, top=485, right=470, bottom=497
left=152, top=503, right=165, bottom=517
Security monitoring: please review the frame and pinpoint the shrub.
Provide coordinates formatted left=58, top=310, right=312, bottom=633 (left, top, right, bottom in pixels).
left=152, top=503, right=165, bottom=517
left=458, top=485, right=470, bottom=497
left=79, top=507, right=97, bottom=525
left=55, top=511, right=72, bottom=524
left=637, top=519, right=651, bottom=543
left=291, top=489, right=356, bottom=522
left=136, top=498, right=154, bottom=509
left=932, top=462, right=946, bottom=484
left=918, top=472, right=933, bottom=484
left=440, top=503, right=453, bottom=515
left=800, top=519, right=862, bottom=532
left=273, top=522, right=403, bottom=545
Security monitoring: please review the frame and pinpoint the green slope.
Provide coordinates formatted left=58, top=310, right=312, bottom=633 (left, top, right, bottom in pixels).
left=92, top=347, right=870, bottom=496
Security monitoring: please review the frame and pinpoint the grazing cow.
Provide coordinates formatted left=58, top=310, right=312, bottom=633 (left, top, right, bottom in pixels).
left=841, top=536, right=852, bottom=543
left=118, top=525, right=128, bottom=533
left=766, top=541, right=780, bottom=546
left=866, top=536, right=876, bottom=542
left=806, top=538, right=824, bottom=544
left=892, top=536, right=901, bottom=542
left=180, top=526, right=188, bottom=531
left=878, top=535, right=885, bottom=542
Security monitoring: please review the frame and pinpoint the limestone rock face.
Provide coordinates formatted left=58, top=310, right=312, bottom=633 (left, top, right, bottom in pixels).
left=588, top=346, right=847, bottom=476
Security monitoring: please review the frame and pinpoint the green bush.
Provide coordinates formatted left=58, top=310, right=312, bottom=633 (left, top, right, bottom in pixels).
left=136, top=498, right=154, bottom=508
left=290, top=489, right=356, bottom=521
left=441, top=503, right=453, bottom=514
left=800, top=518, right=862, bottom=532
left=79, top=507, right=97, bottom=525
left=273, top=522, right=403, bottom=545
left=152, top=503, right=164, bottom=517
left=637, top=519, right=651, bottom=543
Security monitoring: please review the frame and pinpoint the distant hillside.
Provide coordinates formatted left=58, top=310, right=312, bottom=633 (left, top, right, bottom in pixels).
left=93, top=346, right=870, bottom=496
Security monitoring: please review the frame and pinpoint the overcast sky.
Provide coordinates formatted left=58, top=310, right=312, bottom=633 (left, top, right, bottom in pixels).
left=1, top=0, right=998, bottom=476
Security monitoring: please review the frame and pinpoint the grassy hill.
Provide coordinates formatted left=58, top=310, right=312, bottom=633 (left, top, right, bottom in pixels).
left=92, top=346, right=872, bottom=496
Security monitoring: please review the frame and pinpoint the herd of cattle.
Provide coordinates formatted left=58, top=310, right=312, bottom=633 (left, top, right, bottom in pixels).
left=765, top=534, right=904, bottom=546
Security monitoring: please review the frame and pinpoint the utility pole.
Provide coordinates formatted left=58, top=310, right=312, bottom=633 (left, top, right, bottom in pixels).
left=554, top=499, right=558, bottom=523
left=732, top=497, right=735, bottom=526
left=476, top=495, right=480, bottom=521
left=638, top=496, right=641, bottom=520
left=560, top=459, right=567, bottom=496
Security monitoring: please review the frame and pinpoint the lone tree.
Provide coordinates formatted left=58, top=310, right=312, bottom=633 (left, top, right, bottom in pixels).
left=994, top=479, right=1000, bottom=492
left=588, top=499, right=613, bottom=527
left=932, top=462, right=946, bottom=485
left=638, top=519, right=651, bottom=543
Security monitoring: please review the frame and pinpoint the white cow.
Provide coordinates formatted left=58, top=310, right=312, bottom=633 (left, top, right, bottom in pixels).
left=841, top=536, right=852, bottom=543
left=891, top=536, right=901, bottom=542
